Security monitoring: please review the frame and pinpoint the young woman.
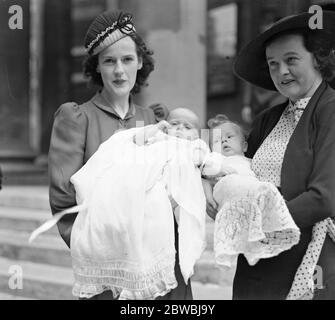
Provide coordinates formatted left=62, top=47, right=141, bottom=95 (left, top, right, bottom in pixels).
left=48, top=11, right=191, bottom=300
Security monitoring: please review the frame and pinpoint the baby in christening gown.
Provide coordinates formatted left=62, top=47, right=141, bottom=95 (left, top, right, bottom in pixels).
left=202, top=116, right=300, bottom=269
left=54, top=107, right=210, bottom=300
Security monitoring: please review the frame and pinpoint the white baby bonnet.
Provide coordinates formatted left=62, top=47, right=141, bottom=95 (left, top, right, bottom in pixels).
left=201, top=152, right=300, bottom=267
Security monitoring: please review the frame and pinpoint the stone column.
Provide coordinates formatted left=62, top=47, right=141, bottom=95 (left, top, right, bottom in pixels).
left=106, top=0, right=119, bottom=10
left=120, top=0, right=207, bottom=126
left=41, top=0, right=72, bottom=154
left=30, top=0, right=44, bottom=154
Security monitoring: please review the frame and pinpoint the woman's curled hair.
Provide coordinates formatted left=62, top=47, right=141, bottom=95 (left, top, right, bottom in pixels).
left=305, top=29, right=335, bottom=83
left=265, top=28, right=335, bottom=83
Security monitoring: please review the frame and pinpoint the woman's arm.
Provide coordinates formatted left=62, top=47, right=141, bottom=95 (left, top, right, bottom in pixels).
left=202, top=178, right=218, bottom=220
left=201, top=152, right=238, bottom=177
left=48, top=103, right=87, bottom=248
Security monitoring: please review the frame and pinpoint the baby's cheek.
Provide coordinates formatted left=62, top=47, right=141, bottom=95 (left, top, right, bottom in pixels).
left=167, top=128, right=177, bottom=137
left=189, top=129, right=199, bottom=140
left=211, top=141, right=222, bottom=153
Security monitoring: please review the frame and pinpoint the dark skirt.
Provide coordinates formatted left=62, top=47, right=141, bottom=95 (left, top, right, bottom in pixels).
left=233, top=226, right=335, bottom=300
left=233, top=227, right=313, bottom=300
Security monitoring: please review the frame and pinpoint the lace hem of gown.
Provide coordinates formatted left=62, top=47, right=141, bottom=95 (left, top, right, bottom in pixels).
left=71, top=253, right=178, bottom=300
left=214, top=182, right=300, bottom=268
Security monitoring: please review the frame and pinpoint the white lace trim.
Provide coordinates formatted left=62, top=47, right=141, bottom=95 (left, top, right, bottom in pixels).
left=214, top=183, right=300, bottom=267
left=71, top=253, right=177, bottom=300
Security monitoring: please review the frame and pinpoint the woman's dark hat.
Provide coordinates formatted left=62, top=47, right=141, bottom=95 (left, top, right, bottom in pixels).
left=233, top=11, right=335, bottom=91
left=84, top=11, right=136, bottom=56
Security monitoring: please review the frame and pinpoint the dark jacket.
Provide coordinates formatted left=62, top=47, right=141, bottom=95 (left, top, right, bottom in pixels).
left=48, top=92, right=156, bottom=247
left=233, top=81, right=335, bottom=300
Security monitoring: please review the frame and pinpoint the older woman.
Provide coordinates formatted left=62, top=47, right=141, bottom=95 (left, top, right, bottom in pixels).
left=231, top=11, right=335, bottom=299
left=48, top=11, right=191, bottom=300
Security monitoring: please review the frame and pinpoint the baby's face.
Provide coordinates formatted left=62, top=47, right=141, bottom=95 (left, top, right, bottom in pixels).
left=212, top=122, right=247, bottom=156
left=167, top=109, right=199, bottom=140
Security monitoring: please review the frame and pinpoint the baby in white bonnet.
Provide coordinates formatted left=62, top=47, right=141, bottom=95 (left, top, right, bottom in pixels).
left=201, top=115, right=300, bottom=268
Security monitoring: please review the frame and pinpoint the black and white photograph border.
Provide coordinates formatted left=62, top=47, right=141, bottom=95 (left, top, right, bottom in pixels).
left=0, top=0, right=334, bottom=303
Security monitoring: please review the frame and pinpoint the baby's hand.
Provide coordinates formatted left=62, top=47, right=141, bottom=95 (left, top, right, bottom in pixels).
left=156, top=120, right=171, bottom=133
left=202, top=152, right=238, bottom=178
left=201, top=152, right=222, bottom=176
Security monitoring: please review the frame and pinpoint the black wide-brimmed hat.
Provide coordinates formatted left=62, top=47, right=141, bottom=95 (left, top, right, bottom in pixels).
left=233, top=11, right=335, bottom=91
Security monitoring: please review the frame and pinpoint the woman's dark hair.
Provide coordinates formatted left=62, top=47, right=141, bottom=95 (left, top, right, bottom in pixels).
left=83, top=33, right=155, bottom=95
left=265, top=28, right=335, bottom=83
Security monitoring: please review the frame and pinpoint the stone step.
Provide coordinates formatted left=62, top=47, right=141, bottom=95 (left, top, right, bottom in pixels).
left=0, top=257, right=232, bottom=301
left=2, top=175, right=48, bottom=187
left=0, top=229, right=71, bottom=268
left=0, top=205, right=214, bottom=241
left=0, top=256, right=229, bottom=301
left=0, top=206, right=58, bottom=235
left=0, top=186, right=49, bottom=210
left=192, top=250, right=236, bottom=286
left=0, top=257, right=74, bottom=300
left=191, top=281, right=232, bottom=300
left=0, top=162, right=48, bottom=186
left=0, top=187, right=214, bottom=247
left=0, top=228, right=226, bottom=285
left=0, top=215, right=220, bottom=283
left=205, top=216, right=214, bottom=250
left=0, top=292, right=35, bottom=300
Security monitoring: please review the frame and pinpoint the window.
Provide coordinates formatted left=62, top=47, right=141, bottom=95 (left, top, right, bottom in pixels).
left=207, top=2, right=238, bottom=96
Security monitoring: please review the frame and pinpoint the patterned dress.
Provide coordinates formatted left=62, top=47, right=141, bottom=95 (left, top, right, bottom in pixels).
left=251, top=97, right=335, bottom=300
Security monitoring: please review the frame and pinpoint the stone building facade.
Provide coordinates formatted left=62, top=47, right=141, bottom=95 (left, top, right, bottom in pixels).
left=0, top=0, right=333, bottom=184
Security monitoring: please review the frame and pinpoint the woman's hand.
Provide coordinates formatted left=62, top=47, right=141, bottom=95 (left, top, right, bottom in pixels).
left=148, top=103, right=170, bottom=121
left=133, top=121, right=170, bottom=146
left=202, top=179, right=218, bottom=220
left=206, top=198, right=218, bottom=220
